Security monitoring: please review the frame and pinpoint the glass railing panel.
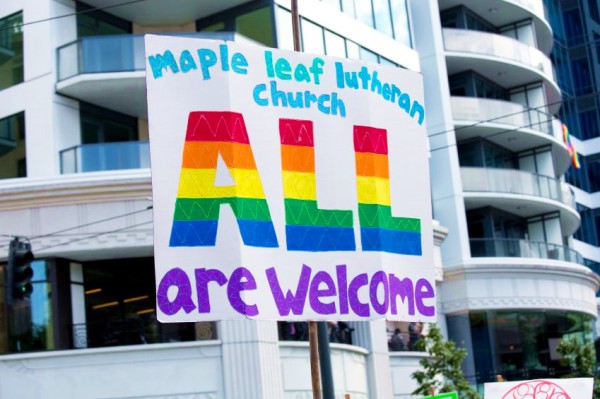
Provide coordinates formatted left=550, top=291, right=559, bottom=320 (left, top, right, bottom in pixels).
left=450, top=97, right=559, bottom=137
left=469, top=238, right=581, bottom=262
left=461, top=167, right=566, bottom=204
left=443, top=28, right=554, bottom=79
left=59, top=141, right=149, bottom=173
left=57, top=41, right=80, bottom=81
left=57, top=31, right=252, bottom=82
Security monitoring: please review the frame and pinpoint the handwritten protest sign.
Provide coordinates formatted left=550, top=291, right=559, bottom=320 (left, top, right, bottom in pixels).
left=145, top=34, right=434, bottom=322
left=484, top=378, right=593, bottom=399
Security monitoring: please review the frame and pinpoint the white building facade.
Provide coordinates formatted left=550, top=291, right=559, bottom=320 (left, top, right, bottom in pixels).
left=0, top=0, right=596, bottom=398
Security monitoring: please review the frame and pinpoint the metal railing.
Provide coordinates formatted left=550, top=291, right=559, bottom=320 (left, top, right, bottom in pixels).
left=443, top=28, right=555, bottom=80
left=60, top=141, right=150, bottom=174
left=461, top=167, right=576, bottom=209
left=470, top=237, right=582, bottom=263
left=57, top=31, right=257, bottom=81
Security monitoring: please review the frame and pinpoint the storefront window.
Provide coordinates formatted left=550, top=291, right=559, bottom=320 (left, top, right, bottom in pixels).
left=9, top=260, right=54, bottom=352
left=81, top=257, right=213, bottom=348
left=448, top=310, right=596, bottom=388
left=0, top=11, right=24, bottom=91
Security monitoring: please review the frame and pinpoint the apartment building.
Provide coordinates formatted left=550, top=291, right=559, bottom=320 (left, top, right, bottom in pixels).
left=0, top=0, right=596, bottom=397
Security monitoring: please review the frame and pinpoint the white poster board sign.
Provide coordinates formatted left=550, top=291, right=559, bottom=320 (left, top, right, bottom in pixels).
left=484, top=378, right=593, bottom=399
left=145, top=34, right=434, bottom=322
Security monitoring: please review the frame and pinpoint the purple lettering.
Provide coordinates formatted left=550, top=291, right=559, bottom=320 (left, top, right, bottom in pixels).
left=415, top=278, right=435, bottom=317
left=369, top=271, right=389, bottom=315
left=348, top=273, right=370, bottom=317
left=309, top=271, right=337, bottom=315
left=157, top=268, right=196, bottom=315
left=389, top=274, right=415, bottom=315
left=227, top=267, right=258, bottom=316
left=266, top=264, right=312, bottom=316
left=195, top=268, right=227, bottom=313
left=336, top=264, right=349, bottom=314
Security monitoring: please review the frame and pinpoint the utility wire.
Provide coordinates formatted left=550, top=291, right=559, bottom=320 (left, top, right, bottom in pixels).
left=429, top=115, right=557, bottom=153
left=0, top=0, right=149, bottom=33
left=0, top=206, right=152, bottom=251
left=33, top=220, right=153, bottom=253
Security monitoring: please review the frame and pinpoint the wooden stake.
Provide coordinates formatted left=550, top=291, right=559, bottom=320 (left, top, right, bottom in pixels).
left=309, top=321, right=322, bottom=399
left=290, top=2, right=321, bottom=398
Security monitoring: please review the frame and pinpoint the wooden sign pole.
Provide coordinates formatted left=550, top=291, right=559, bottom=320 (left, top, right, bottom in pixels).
left=290, top=1, right=322, bottom=398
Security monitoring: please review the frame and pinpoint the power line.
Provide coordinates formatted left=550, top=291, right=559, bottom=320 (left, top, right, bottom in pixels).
left=429, top=115, right=558, bottom=153
left=29, top=206, right=152, bottom=240
left=0, top=0, right=149, bottom=33
left=0, top=206, right=152, bottom=251
left=34, top=220, right=153, bottom=253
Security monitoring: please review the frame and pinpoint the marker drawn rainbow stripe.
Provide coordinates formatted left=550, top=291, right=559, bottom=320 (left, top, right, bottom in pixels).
left=169, top=111, right=278, bottom=247
left=280, top=119, right=355, bottom=251
left=354, top=125, right=421, bottom=255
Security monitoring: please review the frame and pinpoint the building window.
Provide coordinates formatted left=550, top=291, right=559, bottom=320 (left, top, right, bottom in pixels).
left=197, top=1, right=276, bottom=48
left=0, top=11, right=24, bottom=91
left=440, top=6, right=497, bottom=33
left=80, top=258, right=213, bottom=348
left=449, top=71, right=508, bottom=100
left=447, top=310, right=595, bottom=389
left=0, top=112, right=26, bottom=179
left=80, top=103, right=137, bottom=145
left=76, top=2, right=131, bottom=37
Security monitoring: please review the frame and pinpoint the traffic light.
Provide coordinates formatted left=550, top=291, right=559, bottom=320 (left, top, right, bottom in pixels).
left=8, top=237, right=34, bottom=300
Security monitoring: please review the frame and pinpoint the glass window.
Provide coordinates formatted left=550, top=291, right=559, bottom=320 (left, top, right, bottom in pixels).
left=448, top=310, right=596, bottom=388
left=301, top=18, right=325, bottom=55
left=9, top=260, right=54, bottom=353
left=0, top=112, right=26, bottom=179
left=81, top=258, right=213, bottom=348
left=322, top=0, right=342, bottom=12
left=76, top=4, right=131, bottom=37
left=235, top=7, right=274, bottom=47
left=391, top=0, right=412, bottom=47
left=354, top=0, right=374, bottom=28
left=80, top=103, right=137, bottom=144
left=197, top=4, right=276, bottom=48
left=359, top=47, right=379, bottom=63
left=275, top=7, right=294, bottom=51
left=341, top=0, right=356, bottom=19
left=372, top=0, right=393, bottom=37
left=346, top=40, right=360, bottom=60
left=0, top=11, right=24, bottom=91
left=324, top=30, right=346, bottom=58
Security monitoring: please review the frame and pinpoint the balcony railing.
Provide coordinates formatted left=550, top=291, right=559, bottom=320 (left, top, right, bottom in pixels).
left=57, top=31, right=252, bottom=81
left=60, top=141, right=150, bottom=174
left=450, top=96, right=563, bottom=141
left=461, top=167, right=576, bottom=209
left=442, top=28, right=554, bottom=79
left=470, top=238, right=582, bottom=263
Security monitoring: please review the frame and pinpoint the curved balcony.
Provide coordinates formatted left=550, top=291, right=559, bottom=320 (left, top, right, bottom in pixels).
left=439, top=0, right=553, bottom=54
left=56, top=32, right=256, bottom=117
left=443, top=28, right=561, bottom=114
left=60, top=141, right=150, bottom=174
left=470, top=238, right=582, bottom=263
left=461, top=167, right=580, bottom=235
left=450, top=96, right=572, bottom=175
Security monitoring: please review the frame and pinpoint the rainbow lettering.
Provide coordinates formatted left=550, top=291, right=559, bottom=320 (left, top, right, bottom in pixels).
left=280, top=119, right=355, bottom=251
left=169, top=111, right=278, bottom=247
left=354, top=126, right=421, bottom=255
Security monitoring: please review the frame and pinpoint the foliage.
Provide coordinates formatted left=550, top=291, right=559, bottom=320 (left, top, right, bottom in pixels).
left=556, top=336, right=600, bottom=398
left=411, top=324, right=480, bottom=399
